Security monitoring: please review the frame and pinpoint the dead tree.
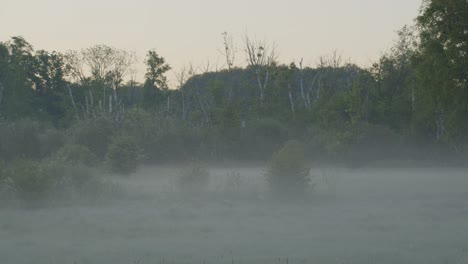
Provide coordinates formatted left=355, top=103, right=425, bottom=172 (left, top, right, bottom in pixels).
left=220, top=32, right=236, bottom=70
left=67, top=85, right=80, bottom=121
left=175, top=66, right=192, bottom=121
left=288, top=84, right=295, bottom=115
left=296, top=58, right=308, bottom=109
left=244, top=34, right=277, bottom=107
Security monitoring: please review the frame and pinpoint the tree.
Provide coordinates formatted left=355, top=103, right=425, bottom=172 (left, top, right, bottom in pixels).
left=244, top=34, right=277, bottom=107
left=142, top=50, right=171, bottom=110
left=415, top=0, right=468, bottom=149
left=266, top=140, right=311, bottom=199
left=144, top=50, right=171, bottom=89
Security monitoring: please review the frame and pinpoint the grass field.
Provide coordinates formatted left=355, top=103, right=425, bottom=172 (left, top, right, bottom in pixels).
left=1, top=165, right=467, bottom=264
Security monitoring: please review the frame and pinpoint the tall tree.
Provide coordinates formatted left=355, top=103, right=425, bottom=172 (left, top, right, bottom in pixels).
left=415, top=0, right=468, bottom=148
left=142, top=50, right=171, bottom=109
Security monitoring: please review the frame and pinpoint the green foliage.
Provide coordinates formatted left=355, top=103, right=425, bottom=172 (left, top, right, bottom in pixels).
left=120, top=107, right=158, bottom=159
left=177, top=162, right=210, bottom=194
left=1, top=2, right=467, bottom=168
left=107, top=135, right=139, bottom=175
left=1, top=157, right=116, bottom=203
left=6, top=159, right=54, bottom=201
left=53, top=144, right=97, bottom=167
left=144, top=50, right=171, bottom=89
left=266, top=140, right=311, bottom=198
left=238, top=118, right=289, bottom=160
left=0, top=120, right=68, bottom=164
left=72, top=116, right=114, bottom=158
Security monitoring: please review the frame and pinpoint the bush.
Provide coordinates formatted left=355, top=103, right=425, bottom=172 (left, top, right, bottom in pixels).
left=177, top=162, right=210, bottom=194
left=0, top=160, right=11, bottom=198
left=6, top=159, right=55, bottom=201
left=0, top=119, right=43, bottom=161
left=107, top=135, right=139, bottom=175
left=53, top=144, right=98, bottom=167
left=3, top=158, right=118, bottom=203
left=238, top=118, right=289, bottom=160
left=43, top=160, right=112, bottom=199
left=38, top=128, right=66, bottom=158
left=72, top=116, right=114, bottom=158
left=266, top=140, right=311, bottom=199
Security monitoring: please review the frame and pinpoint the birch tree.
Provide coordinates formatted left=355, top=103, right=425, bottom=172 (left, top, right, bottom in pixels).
left=244, top=34, right=277, bottom=107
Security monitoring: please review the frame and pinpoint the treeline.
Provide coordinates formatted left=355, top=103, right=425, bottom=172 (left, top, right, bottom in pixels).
left=0, top=0, right=466, bottom=167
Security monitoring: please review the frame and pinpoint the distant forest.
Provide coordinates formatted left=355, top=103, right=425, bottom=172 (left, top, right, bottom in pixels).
left=0, top=0, right=466, bottom=166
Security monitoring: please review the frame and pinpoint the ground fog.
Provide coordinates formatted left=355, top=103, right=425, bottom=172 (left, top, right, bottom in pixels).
left=1, top=166, right=468, bottom=264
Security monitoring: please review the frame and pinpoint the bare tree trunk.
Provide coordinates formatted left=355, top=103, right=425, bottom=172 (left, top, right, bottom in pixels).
left=67, top=85, right=80, bottom=121
left=167, top=95, right=170, bottom=119
left=85, top=96, right=89, bottom=117
left=298, top=59, right=308, bottom=109
left=80, top=104, right=88, bottom=122
left=103, top=86, right=106, bottom=112
left=255, top=71, right=265, bottom=106
left=244, top=34, right=276, bottom=107
left=182, top=91, right=186, bottom=121
left=89, top=90, right=95, bottom=118
left=198, top=95, right=209, bottom=124
left=0, top=82, right=4, bottom=109
left=109, top=95, right=112, bottom=113
left=288, top=84, right=295, bottom=115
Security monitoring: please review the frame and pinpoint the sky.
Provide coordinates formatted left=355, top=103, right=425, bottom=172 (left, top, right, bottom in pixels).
left=0, top=0, right=422, bottom=87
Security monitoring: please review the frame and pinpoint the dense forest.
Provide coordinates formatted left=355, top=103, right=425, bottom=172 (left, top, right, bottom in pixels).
left=0, top=0, right=466, bottom=171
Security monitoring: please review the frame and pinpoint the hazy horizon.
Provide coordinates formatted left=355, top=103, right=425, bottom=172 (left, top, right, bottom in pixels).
left=1, top=0, right=421, bottom=86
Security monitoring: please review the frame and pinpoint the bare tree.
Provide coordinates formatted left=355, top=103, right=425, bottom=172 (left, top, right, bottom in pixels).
left=220, top=31, right=236, bottom=70
left=65, top=45, right=135, bottom=119
left=296, top=58, right=308, bottom=109
left=64, top=50, right=87, bottom=84
left=317, top=50, right=343, bottom=69
left=175, top=66, right=191, bottom=120
left=65, top=45, right=135, bottom=88
left=288, top=84, right=295, bottom=115
left=244, top=34, right=277, bottom=106
left=67, top=85, right=80, bottom=121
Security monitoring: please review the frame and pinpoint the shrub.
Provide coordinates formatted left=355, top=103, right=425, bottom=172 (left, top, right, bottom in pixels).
left=0, top=119, right=43, bottom=161
left=177, top=162, right=210, bottom=194
left=38, top=128, right=66, bottom=158
left=6, top=159, right=55, bottom=201
left=266, top=140, right=311, bottom=199
left=53, top=144, right=97, bottom=167
left=43, top=160, right=109, bottom=199
left=72, top=116, right=114, bottom=158
left=238, top=118, right=289, bottom=160
left=0, top=160, right=11, bottom=198
left=107, top=135, right=139, bottom=175
left=3, top=158, right=118, bottom=203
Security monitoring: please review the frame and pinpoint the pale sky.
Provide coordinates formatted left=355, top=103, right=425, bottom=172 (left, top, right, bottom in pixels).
left=0, top=0, right=422, bottom=87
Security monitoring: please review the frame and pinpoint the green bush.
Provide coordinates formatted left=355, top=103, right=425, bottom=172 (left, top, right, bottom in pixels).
left=38, top=128, right=66, bottom=158
left=0, top=119, right=43, bottom=161
left=266, top=140, right=311, bottom=199
left=107, top=135, right=139, bottom=175
left=0, top=160, right=11, bottom=198
left=238, top=118, right=289, bottom=160
left=177, top=162, right=210, bottom=194
left=43, top=160, right=109, bottom=198
left=6, top=159, right=55, bottom=201
left=3, top=158, right=117, bottom=203
left=53, top=144, right=97, bottom=167
left=72, top=116, right=114, bottom=158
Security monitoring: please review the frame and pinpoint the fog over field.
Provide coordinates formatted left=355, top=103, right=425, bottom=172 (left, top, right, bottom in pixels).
left=0, top=0, right=467, bottom=263
left=1, top=165, right=468, bottom=264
